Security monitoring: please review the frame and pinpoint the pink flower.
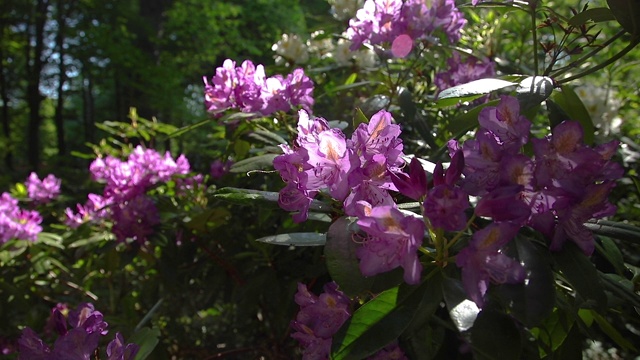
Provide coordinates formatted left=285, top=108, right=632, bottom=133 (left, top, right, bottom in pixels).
left=25, top=173, right=61, bottom=203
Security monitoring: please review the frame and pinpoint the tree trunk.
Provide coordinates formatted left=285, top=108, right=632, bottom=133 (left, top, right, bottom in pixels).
left=26, top=0, right=49, bottom=170
left=0, top=41, right=13, bottom=170
left=54, top=0, right=69, bottom=156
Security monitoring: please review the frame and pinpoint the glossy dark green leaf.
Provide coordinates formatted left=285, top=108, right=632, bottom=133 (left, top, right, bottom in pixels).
left=600, top=272, right=640, bottom=308
left=353, top=107, right=369, bottom=128
left=607, top=0, right=640, bottom=35
left=360, top=94, right=390, bottom=117
left=498, top=237, right=555, bottom=327
left=229, top=154, right=279, bottom=173
left=596, top=237, right=626, bottom=275
left=551, top=86, right=595, bottom=145
left=552, top=243, right=607, bottom=310
left=256, top=232, right=326, bottom=246
left=246, top=129, right=287, bottom=146
left=214, top=187, right=332, bottom=212
left=436, top=78, right=516, bottom=104
left=325, top=217, right=373, bottom=296
left=584, top=220, right=640, bottom=245
left=331, top=282, right=429, bottom=360
left=470, top=309, right=522, bottom=360
left=445, top=99, right=500, bottom=136
left=546, top=99, right=569, bottom=129
left=568, top=7, right=616, bottom=26
left=130, top=327, right=161, bottom=360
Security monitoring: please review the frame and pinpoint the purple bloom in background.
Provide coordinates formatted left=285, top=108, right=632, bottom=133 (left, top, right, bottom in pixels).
left=456, top=222, right=525, bottom=307
left=367, top=341, right=409, bottom=360
left=17, top=303, right=138, bottom=360
left=25, top=172, right=61, bottom=203
left=355, top=202, right=425, bottom=284
left=203, top=59, right=314, bottom=116
left=346, top=0, right=466, bottom=55
left=210, top=159, right=233, bottom=179
left=66, top=146, right=189, bottom=244
left=111, top=195, right=161, bottom=245
left=291, top=282, right=351, bottom=360
left=434, top=52, right=496, bottom=94
left=0, top=192, right=43, bottom=243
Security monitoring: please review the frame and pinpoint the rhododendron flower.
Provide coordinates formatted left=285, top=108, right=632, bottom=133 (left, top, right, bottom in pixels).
left=0, top=192, right=43, bottom=243
left=456, top=222, right=525, bottom=307
left=203, top=59, right=314, bottom=115
left=390, top=157, right=428, bottom=201
left=25, top=172, right=61, bottom=203
left=291, top=282, right=351, bottom=360
left=17, top=303, right=138, bottom=360
left=434, top=52, right=496, bottom=94
left=424, top=151, right=470, bottom=231
left=347, top=0, right=466, bottom=55
left=355, top=202, right=425, bottom=284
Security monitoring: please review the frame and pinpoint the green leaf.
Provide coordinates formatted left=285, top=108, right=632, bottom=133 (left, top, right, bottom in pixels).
left=607, top=0, right=640, bottom=35
left=353, top=108, right=369, bottom=128
left=584, top=220, right=640, bottom=245
left=470, top=309, right=522, bottom=360
left=599, top=272, right=640, bottom=309
left=36, top=232, right=65, bottom=250
left=166, top=118, right=214, bottom=139
left=498, top=237, right=555, bottom=327
left=436, top=78, right=516, bottom=105
left=551, top=86, right=595, bottom=145
left=256, top=232, right=326, bottom=246
left=331, top=282, right=429, bottom=360
left=325, top=217, right=373, bottom=296
left=530, top=308, right=574, bottom=358
left=568, top=7, right=616, bottom=26
left=591, top=310, right=638, bottom=352
left=446, top=99, right=500, bottom=140
left=214, top=187, right=332, bottom=212
left=596, top=237, right=626, bottom=275
left=247, top=129, right=288, bottom=146
left=344, top=72, right=358, bottom=85
left=552, top=243, right=607, bottom=310
left=130, top=327, right=161, bottom=360
left=229, top=154, right=279, bottom=173
left=360, top=95, right=390, bottom=117
left=233, top=139, right=251, bottom=159
left=184, top=207, right=231, bottom=232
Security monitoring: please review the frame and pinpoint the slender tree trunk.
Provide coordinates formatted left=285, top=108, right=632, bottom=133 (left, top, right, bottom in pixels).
left=26, top=0, right=49, bottom=170
left=0, top=42, right=13, bottom=170
left=82, top=72, right=95, bottom=144
left=54, top=0, right=68, bottom=156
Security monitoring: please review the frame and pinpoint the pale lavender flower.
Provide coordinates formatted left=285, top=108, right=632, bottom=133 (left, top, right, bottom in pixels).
left=0, top=192, right=42, bottom=243
left=355, top=202, right=425, bottom=284
left=25, top=173, right=61, bottom=203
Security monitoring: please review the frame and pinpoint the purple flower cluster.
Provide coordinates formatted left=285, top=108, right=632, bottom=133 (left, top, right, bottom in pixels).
left=17, top=303, right=138, bottom=360
left=346, top=0, right=466, bottom=54
left=65, top=146, right=191, bottom=245
left=291, top=282, right=408, bottom=359
left=203, top=59, right=314, bottom=116
left=443, top=95, right=622, bottom=306
left=25, top=172, right=61, bottom=204
left=0, top=192, right=42, bottom=243
left=434, top=52, right=496, bottom=94
left=275, top=110, right=429, bottom=282
left=291, top=282, right=351, bottom=359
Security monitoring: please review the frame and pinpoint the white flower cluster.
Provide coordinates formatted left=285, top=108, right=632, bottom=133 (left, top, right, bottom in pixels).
left=575, top=84, right=623, bottom=137
left=582, top=340, right=623, bottom=360
left=272, top=31, right=377, bottom=69
left=272, top=34, right=309, bottom=66
left=328, top=0, right=364, bottom=20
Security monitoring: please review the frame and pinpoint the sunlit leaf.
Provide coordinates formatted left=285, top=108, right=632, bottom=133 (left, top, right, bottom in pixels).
left=436, top=78, right=516, bottom=105
left=551, top=86, right=595, bottom=145
left=229, top=154, right=279, bottom=173
left=256, top=232, right=326, bottom=246
left=331, top=281, right=430, bottom=360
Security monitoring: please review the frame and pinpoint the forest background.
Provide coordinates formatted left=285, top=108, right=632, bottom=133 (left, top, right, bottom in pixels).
left=1, top=0, right=640, bottom=359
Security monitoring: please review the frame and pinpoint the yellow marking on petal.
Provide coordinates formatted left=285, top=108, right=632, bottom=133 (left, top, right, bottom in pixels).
left=478, top=227, right=501, bottom=250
